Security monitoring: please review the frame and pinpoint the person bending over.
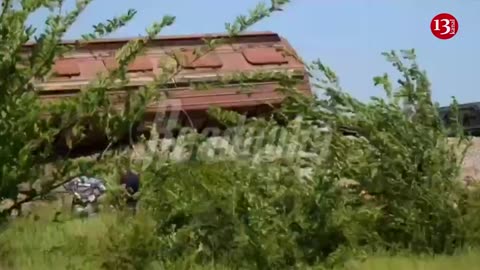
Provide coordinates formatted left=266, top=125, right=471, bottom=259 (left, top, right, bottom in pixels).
left=120, top=170, right=140, bottom=213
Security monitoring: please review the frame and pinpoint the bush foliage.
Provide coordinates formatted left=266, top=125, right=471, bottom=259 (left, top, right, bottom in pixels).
left=0, top=0, right=478, bottom=269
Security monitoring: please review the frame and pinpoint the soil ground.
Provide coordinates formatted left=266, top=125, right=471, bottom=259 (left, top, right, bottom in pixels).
left=460, top=137, right=480, bottom=181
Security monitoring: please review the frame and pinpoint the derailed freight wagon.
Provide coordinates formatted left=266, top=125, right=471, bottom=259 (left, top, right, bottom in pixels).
left=439, top=102, right=480, bottom=136
left=25, top=31, right=313, bottom=153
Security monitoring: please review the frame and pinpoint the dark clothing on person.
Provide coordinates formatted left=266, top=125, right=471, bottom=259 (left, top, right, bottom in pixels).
left=120, top=170, right=140, bottom=213
left=121, top=171, right=140, bottom=195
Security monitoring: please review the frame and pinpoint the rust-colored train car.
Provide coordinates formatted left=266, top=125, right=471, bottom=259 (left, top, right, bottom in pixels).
left=26, top=32, right=312, bottom=153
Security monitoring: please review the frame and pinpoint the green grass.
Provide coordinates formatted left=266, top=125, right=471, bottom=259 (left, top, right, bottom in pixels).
left=348, top=250, right=480, bottom=270
left=1, top=210, right=479, bottom=270
left=0, top=213, right=112, bottom=270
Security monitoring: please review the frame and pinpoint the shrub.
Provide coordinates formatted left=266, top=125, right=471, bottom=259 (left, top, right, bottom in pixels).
left=134, top=49, right=475, bottom=268
left=0, top=49, right=477, bottom=270
left=0, top=0, right=478, bottom=269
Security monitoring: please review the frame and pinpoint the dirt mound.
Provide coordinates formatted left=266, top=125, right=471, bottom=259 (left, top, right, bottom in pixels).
left=461, top=137, right=480, bottom=181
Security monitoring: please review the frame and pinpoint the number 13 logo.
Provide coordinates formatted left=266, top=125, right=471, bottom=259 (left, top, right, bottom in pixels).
left=431, top=13, right=458, bottom=40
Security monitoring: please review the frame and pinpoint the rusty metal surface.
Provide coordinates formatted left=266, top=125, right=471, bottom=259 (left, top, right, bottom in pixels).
left=29, top=31, right=311, bottom=114
left=53, top=59, right=81, bottom=76
left=242, top=47, right=288, bottom=65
